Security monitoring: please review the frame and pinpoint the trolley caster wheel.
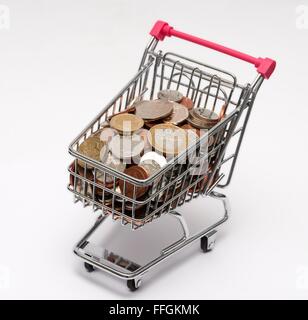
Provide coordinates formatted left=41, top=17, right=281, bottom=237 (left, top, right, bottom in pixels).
left=127, top=279, right=141, bottom=292
left=201, top=230, right=217, bottom=253
left=84, top=262, right=95, bottom=273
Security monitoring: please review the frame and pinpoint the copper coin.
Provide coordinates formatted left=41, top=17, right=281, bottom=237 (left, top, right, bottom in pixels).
left=118, top=165, right=149, bottom=199
left=170, top=185, right=186, bottom=209
left=144, top=119, right=161, bottom=129
left=77, top=164, right=94, bottom=180
left=100, top=121, right=110, bottom=128
left=77, top=136, right=105, bottom=168
left=126, top=206, right=149, bottom=220
left=69, top=162, right=75, bottom=187
left=107, top=106, right=137, bottom=122
left=95, top=179, right=114, bottom=195
left=115, top=105, right=136, bottom=115
left=189, top=175, right=209, bottom=193
left=113, top=205, right=148, bottom=222
left=124, top=193, right=148, bottom=211
left=69, top=162, right=89, bottom=187
left=110, top=113, right=144, bottom=134
left=181, top=123, right=201, bottom=137
left=95, top=181, right=114, bottom=198
left=69, top=161, right=82, bottom=187
left=74, top=182, right=92, bottom=196
left=180, top=97, right=194, bottom=110
left=157, top=89, right=183, bottom=102
left=219, top=103, right=227, bottom=119
left=163, top=102, right=189, bottom=125
left=69, top=162, right=94, bottom=195
left=135, top=100, right=173, bottom=121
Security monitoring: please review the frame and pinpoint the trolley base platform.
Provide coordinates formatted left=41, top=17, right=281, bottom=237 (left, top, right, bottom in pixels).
left=74, top=191, right=230, bottom=291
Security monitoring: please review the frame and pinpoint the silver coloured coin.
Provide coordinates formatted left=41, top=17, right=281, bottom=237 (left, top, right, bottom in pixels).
left=99, top=144, right=109, bottom=163
left=99, top=127, right=118, bottom=143
left=105, top=152, right=126, bottom=172
left=157, top=89, right=183, bottom=102
left=97, top=152, right=126, bottom=184
left=187, top=114, right=216, bottom=129
left=109, top=134, right=145, bottom=160
left=187, top=129, right=199, bottom=146
left=135, top=100, right=173, bottom=121
left=140, top=151, right=167, bottom=168
left=133, top=128, right=151, bottom=150
left=193, top=108, right=219, bottom=121
left=148, top=176, right=167, bottom=199
left=187, top=108, right=220, bottom=130
left=163, top=102, right=189, bottom=125
left=140, top=159, right=161, bottom=177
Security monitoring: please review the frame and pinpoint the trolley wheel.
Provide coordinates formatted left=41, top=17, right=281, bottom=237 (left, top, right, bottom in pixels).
left=200, top=236, right=215, bottom=253
left=127, top=279, right=141, bottom=292
left=84, top=262, right=95, bottom=273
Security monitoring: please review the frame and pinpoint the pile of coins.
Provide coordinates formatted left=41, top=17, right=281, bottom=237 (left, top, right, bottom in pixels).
left=70, top=89, right=225, bottom=220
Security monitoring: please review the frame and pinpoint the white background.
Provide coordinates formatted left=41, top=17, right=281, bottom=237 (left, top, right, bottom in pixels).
left=0, top=0, right=308, bottom=299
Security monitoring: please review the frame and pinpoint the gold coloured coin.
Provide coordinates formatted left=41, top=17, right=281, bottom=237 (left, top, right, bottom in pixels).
left=110, top=113, right=144, bottom=134
left=149, top=123, right=188, bottom=156
left=77, top=136, right=105, bottom=168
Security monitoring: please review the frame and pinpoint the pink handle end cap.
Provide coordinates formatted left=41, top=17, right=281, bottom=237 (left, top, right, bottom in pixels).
left=256, top=57, right=276, bottom=79
left=150, top=20, right=173, bottom=41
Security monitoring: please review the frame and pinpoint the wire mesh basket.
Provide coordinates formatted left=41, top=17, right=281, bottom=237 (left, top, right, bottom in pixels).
left=68, top=49, right=247, bottom=228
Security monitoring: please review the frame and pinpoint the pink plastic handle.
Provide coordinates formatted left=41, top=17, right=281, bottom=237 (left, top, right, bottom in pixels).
left=150, top=20, right=276, bottom=79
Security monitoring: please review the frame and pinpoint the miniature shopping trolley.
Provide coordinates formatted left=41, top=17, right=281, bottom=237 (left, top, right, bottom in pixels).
left=67, top=20, right=276, bottom=291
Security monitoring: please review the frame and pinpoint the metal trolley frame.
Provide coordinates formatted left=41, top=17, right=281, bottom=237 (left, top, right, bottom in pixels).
left=68, top=21, right=275, bottom=291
